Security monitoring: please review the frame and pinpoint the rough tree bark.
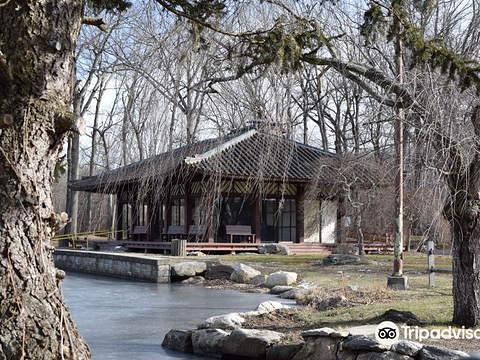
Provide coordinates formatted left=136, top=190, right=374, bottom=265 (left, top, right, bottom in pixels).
left=0, top=1, right=91, bottom=359
left=447, top=106, right=480, bottom=327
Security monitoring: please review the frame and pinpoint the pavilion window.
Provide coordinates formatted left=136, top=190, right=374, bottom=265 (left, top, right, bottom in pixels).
left=171, top=198, right=185, bottom=226
left=138, top=203, right=148, bottom=226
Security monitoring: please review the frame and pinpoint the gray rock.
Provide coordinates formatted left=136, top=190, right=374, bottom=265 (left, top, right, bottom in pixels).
left=336, top=350, right=358, bottom=360
left=230, top=263, right=261, bottom=283
left=323, top=254, right=370, bottom=265
left=301, top=327, right=336, bottom=337
left=342, top=335, right=390, bottom=352
left=356, top=351, right=413, bottom=359
left=187, top=251, right=206, bottom=256
left=267, top=344, right=303, bottom=360
left=256, top=301, right=289, bottom=314
left=205, top=262, right=235, bottom=280
left=270, top=285, right=295, bottom=294
left=378, top=309, right=425, bottom=326
left=347, top=284, right=360, bottom=292
left=392, top=340, right=423, bottom=356
left=198, top=313, right=245, bottom=330
left=317, top=296, right=348, bottom=311
left=420, top=345, right=469, bottom=360
left=331, top=330, right=351, bottom=338
left=191, top=329, right=229, bottom=358
left=265, top=271, right=298, bottom=288
left=223, top=329, right=283, bottom=357
left=279, top=288, right=308, bottom=300
left=258, top=243, right=292, bottom=255
left=161, top=329, right=193, bottom=353
left=332, top=244, right=359, bottom=255
left=171, top=261, right=207, bottom=279
left=293, top=336, right=341, bottom=360
left=251, top=274, right=268, bottom=286
left=181, top=276, right=205, bottom=285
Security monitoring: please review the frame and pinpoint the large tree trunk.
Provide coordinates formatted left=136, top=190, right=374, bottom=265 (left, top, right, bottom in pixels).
left=451, top=208, right=480, bottom=327
left=0, top=1, right=91, bottom=359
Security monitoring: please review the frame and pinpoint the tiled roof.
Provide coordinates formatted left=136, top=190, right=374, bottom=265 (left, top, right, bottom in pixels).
left=69, top=128, right=385, bottom=193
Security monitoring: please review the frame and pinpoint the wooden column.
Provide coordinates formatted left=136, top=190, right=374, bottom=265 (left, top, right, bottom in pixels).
left=115, top=194, right=123, bottom=240
left=206, top=192, right=215, bottom=243
left=185, top=183, right=191, bottom=231
left=296, top=184, right=305, bottom=243
left=252, top=194, right=262, bottom=243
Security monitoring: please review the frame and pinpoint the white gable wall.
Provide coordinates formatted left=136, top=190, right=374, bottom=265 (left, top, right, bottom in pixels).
left=304, top=199, right=320, bottom=243
left=321, top=199, right=337, bottom=244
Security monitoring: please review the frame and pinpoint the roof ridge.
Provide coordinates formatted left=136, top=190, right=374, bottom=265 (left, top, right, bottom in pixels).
left=185, top=129, right=257, bottom=165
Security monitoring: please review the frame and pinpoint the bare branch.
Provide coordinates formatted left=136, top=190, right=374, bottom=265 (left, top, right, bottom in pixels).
left=82, top=17, right=108, bottom=32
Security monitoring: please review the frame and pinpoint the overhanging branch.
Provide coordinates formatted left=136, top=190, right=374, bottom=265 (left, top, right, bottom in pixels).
left=82, top=17, right=107, bottom=32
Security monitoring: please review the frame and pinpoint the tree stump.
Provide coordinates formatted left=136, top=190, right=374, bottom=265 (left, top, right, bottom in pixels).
left=171, top=239, right=187, bottom=256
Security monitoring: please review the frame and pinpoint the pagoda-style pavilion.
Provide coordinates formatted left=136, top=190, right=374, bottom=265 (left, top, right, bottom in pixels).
left=69, top=126, right=375, bottom=252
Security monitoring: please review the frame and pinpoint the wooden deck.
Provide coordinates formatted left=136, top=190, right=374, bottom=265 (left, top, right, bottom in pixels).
left=68, top=239, right=336, bottom=255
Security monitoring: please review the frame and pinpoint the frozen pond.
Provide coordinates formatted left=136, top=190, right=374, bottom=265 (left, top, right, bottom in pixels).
left=63, top=272, right=294, bottom=359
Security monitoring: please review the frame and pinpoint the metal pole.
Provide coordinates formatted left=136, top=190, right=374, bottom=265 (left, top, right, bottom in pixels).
left=387, top=20, right=408, bottom=290
left=393, top=24, right=404, bottom=277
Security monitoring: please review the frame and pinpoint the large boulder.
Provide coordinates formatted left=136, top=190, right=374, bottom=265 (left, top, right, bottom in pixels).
left=270, top=285, right=295, bottom=294
left=378, top=309, right=425, bottom=326
left=171, top=261, right=207, bottom=279
left=392, top=341, right=423, bottom=357
left=205, top=262, right=235, bottom=280
left=267, top=344, right=303, bottom=360
left=342, top=335, right=390, bottom=352
left=198, top=313, right=245, bottom=330
left=357, top=352, right=412, bottom=360
left=279, top=288, right=309, bottom=300
left=265, top=271, right=298, bottom=288
left=161, top=329, right=193, bottom=353
left=293, top=336, right=341, bottom=360
left=230, top=263, right=261, bottom=283
left=317, top=296, right=349, bottom=311
left=256, top=301, right=289, bottom=314
left=191, top=329, right=230, bottom=358
left=222, top=329, right=284, bottom=358
left=419, top=345, right=469, bottom=360
left=251, top=274, right=268, bottom=286
left=258, top=243, right=292, bottom=255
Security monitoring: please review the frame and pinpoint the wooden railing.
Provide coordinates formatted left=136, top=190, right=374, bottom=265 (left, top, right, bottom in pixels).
left=346, top=228, right=394, bottom=245
left=52, top=230, right=126, bottom=249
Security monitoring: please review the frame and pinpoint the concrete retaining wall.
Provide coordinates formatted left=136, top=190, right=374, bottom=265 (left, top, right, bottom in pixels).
left=54, top=250, right=171, bottom=283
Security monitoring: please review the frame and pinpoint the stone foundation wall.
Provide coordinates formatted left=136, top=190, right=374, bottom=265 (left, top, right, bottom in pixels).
left=54, top=250, right=171, bottom=283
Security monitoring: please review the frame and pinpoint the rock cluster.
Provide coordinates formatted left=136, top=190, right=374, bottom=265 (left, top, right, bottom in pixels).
left=163, top=301, right=290, bottom=358
left=293, top=328, right=469, bottom=360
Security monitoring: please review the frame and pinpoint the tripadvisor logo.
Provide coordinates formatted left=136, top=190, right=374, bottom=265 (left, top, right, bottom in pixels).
left=375, top=321, right=400, bottom=346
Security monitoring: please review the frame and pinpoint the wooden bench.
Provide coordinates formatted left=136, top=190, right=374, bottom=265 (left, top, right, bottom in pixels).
left=188, top=225, right=207, bottom=242
left=225, top=225, right=256, bottom=243
left=132, top=226, right=148, bottom=241
left=163, top=225, right=187, bottom=241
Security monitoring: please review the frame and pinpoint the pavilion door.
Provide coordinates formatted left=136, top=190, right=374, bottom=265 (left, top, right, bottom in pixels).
left=261, top=199, right=296, bottom=243
left=261, top=199, right=276, bottom=242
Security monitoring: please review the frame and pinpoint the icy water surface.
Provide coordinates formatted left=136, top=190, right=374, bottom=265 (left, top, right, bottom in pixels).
left=63, top=272, right=293, bottom=359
